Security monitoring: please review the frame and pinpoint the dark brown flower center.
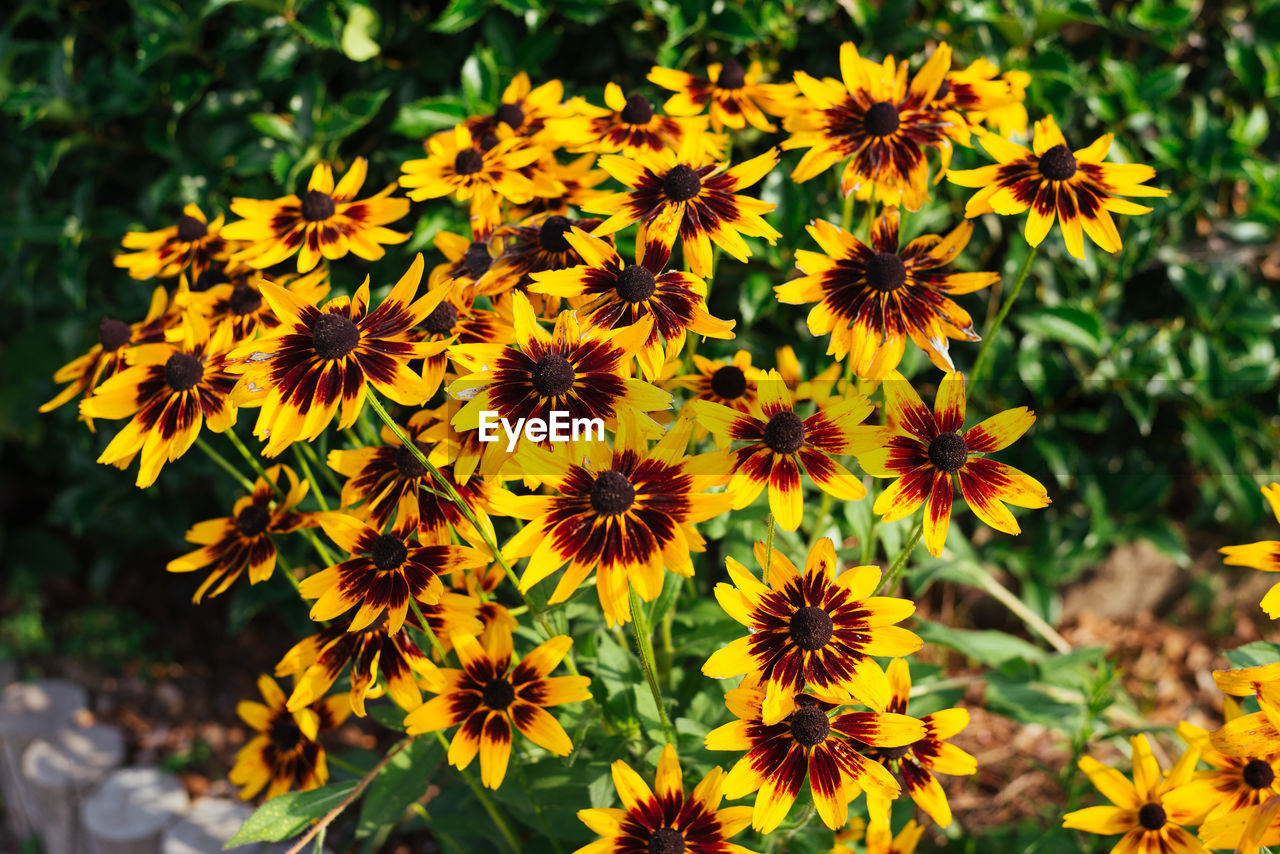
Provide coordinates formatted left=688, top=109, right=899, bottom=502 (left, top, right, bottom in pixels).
left=877, top=744, right=913, bottom=761
left=864, top=101, right=901, bottom=137
left=866, top=252, right=907, bottom=293
left=710, top=365, right=747, bottom=399
left=423, top=302, right=459, bottom=336
left=789, top=706, right=831, bottom=747
left=299, top=190, right=336, bottom=222
left=1038, top=144, right=1077, bottom=181
left=192, top=268, right=229, bottom=292
left=236, top=504, right=271, bottom=538
left=590, top=469, right=636, bottom=516
left=164, top=353, right=203, bottom=392
left=717, top=58, right=746, bottom=90
left=538, top=215, right=574, bottom=253
left=648, top=827, right=685, bottom=854
left=463, top=241, right=493, bottom=278
left=311, top=313, right=360, bottom=360
left=494, top=103, right=525, bottom=129
left=789, top=606, right=834, bottom=650
left=530, top=353, right=575, bottom=397
left=478, top=134, right=499, bottom=152
left=268, top=716, right=303, bottom=752
left=662, top=164, right=702, bottom=202
left=615, top=265, right=656, bottom=303
left=1138, top=803, right=1166, bottom=831
left=99, top=317, right=131, bottom=351
left=934, top=79, right=951, bottom=100
left=763, top=410, right=805, bottom=455
left=370, top=534, right=408, bottom=572
left=927, top=431, right=968, bottom=473
left=454, top=148, right=484, bottom=175
left=620, top=94, right=653, bottom=125
left=1244, top=758, right=1275, bottom=789
left=482, top=677, right=515, bottom=709
left=176, top=215, right=207, bottom=242
left=394, top=442, right=432, bottom=480
left=228, top=284, right=262, bottom=316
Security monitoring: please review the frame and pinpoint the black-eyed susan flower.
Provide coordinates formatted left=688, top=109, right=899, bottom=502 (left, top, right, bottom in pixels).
left=416, top=281, right=515, bottom=398
left=690, top=371, right=871, bottom=531
left=574, top=743, right=757, bottom=854
left=861, top=658, right=976, bottom=828
left=853, top=372, right=1050, bottom=557
left=1166, top=702, right=1280, bottom=827
left=664, top=350, right=765, bottom=419
left=512, top=152, right=612, bottom=219
left=227, top=255, right=448, bottom=457
left=1062, top=735, right=1206, bottom=854
left=326, top=413, right=498, bottom=547
left=229, top=674, right=350, bottom=801
left=40, top=286, right=174, bottom=427
left=275, top=617, right=439, bottom=717
left=114, top=204, right=233, bottom=280
left=705, top=687, right=924, bottom=832
left=492, top=415, right=733, bottom=627
left=930, top=59, right=1028, bottom=137
left=703, top=538, right=921, bottom=725
left=548, top=84, right=718, bottom=165
left=1221, top=483, right=1280, bottom=618
left=166, top=464, right=313, bottom=602
left=861, top=818, right=924, bottom=854
left=403, top=628, right=592, bottom=789
left=399, top=125, right=542, bottom=233
left=297, top=512, right=487, bottom=634
left=586, top=145, right=779, bottom=278
left=459, top=72, right=570, bottom=145
left=223, top=158, right=410, bottom=274
left=783, top=43, right=964, bottom=210
left=180, top=268, right=330, bottom=346
left=473, top=212, right=607, bottom=315
left=448, top=292, right=670, bottom=477
left=79, top=316, right=239, bottom=488
left=430, top=228, right=497, bottom=287
left=649, top=57, right=799, bottom=132
left=947, top=116, right=1168, bottom=259
left=529, top=226, right=735, bottom=380
left=1209, top=664, right=1280, bottom=759
left=776, top=209, right=997, bottom=377
left=413, top=591, right=487, bottom=657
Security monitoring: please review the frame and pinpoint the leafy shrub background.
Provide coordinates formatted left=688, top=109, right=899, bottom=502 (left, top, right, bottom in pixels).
left=1, top=0, right=1278, bottom=850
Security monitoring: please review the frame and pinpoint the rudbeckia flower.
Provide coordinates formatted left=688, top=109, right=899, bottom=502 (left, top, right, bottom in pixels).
left=166, top=464, right=313, bottom=602
left=930, top=58, right=1029, bottom=137
left=861, top=818, right=924, bottom=854
left=491, top=415, right=733, bottom=627
left=947, top=115, right=1168, bottom=259
left=430, top=228, right=497, bottom=286
left=40, top=286, right=174, bottom=428
left=1209, top=664, right=1280, bottom=759
left=114, top=203, right=233, bottom=280
left=414, top=281, right=515, bottom=398
left=399, top=125, right=543, bottom=233
left=703, top=538, right=921, bottom=725
left=79, top=315, right=239, bottom=488
left=403, top=628, right=592, bottom=789
left=473, top=213, right=608, bottom=316
left=529, top=227, right=735, bottom=380
left=586, top=144, right=779, bottom=278
left=456, top=72, right=570, bottom=145
left=1062, top=735, right=1206, bottom=854
left=1221, top=483, right=1280, bottom=618
left=548, top=84, right=719, bottom=165
left=852, top=372, right=1050, bottom=557
left=229, top=674, right=350, bottom=801
left=297, top=512, right=488, bottom=634
left=179, top=268, right=330, bottom=346
left=776, top=209, right=997, bottom=377
left=783, top=43, right=965, bottom=210
left=574, top=744, right=757, bottom=854
left=511, top=152, right=612, bottom=219
left=648, top=57, right=799, bottom=132
left=1167, top=702, right=1280, bottom=827
left=861, top=659, right=977, bottom=828
left=705, top=688, right=924, bottom=832
left=227, top=255, right=449, bottom=457
left=690, top=370, right=872, bottom=531
left=223, top=159, right=410, bottom=273
left=664, top=350, right=766, bottom=420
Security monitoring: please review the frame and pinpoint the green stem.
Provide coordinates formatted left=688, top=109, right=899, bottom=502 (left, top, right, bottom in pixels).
left=970, top=244, right=1037, bottom=386
left=514, top=744, right=565, bottom=854
left=408, top=597, right=449, bottom=660
left=762, top=513, right=777, bottom=586
left=839, top=189, right=855, bottom=232
left=292, top=445, right=331, bottom=512
left=874, top=518, right=924, bottom=596
left=299, top=439, right=343, bottom=496
left=973, top=569, right=1072, bottom=653
left=195, top=436, right=253, bottom=492
left=431, top=733, right=522, bottom=854
left=809, top=492, right=834, bottom=545
left=628, top=588, right=675, bottom=745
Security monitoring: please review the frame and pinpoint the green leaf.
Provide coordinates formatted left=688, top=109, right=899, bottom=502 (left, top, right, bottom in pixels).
left=249, top=113, right=302, bottom=145
left=356, top=737, right=442, bottom=837
left=224, top=781, right=358, bottom=846
left=391, top=98, right=467, bottom=138
left=913, top=618, right=1046, bottom=667
left=434, top=0, right=486, bottom=33
left=1226, top=642, right=1280, bottom=669
left=1015, top=306, right=1104, bottom=355
left=340, top=4, right=381, bottom=62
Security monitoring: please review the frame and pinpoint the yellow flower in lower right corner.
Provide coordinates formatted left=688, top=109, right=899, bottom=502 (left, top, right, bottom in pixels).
left=1221, top=483, right=1280, bottom=618
left=1062, top=734, right=1206, bottom=854
left=852, top=372, right=1050, bottom=557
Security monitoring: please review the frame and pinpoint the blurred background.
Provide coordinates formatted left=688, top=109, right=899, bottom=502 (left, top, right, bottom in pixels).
left=2, top=0, right=1279, bottom=850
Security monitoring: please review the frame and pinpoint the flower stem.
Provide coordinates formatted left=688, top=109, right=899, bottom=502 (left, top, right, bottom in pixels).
left=292, top=445, right=330, bottom=512
left=195, top=436, right=253, bottom=492
left=431, top=732, right=522, bottom=854
left=970, top=244, right=1037, bottom=386
left=299, top=439, right=343, bottom=496
left=840, top=188, right=855, bottom=232
left=762, top=512, right=777, bottom=586
left=628, top=587, right=675, bottom=745
left=874, top=518, right=924, bottom=596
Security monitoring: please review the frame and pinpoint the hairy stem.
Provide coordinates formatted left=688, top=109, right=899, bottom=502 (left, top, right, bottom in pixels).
left=628, top=587, right=675, bottom=745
